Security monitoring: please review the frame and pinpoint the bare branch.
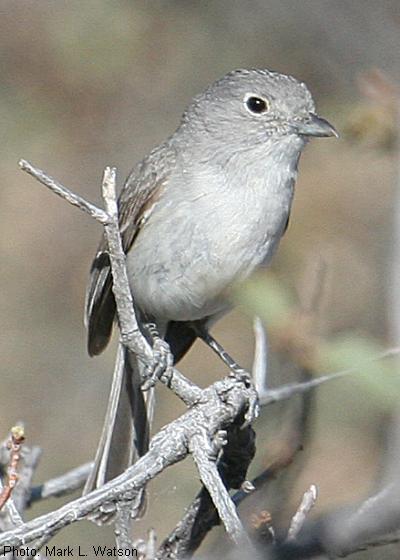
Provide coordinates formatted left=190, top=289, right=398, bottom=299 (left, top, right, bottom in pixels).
left=15, top=154, right=400, bottom=559
left=252, top=316, right=269, bottom=397
left=190, top=431, right=251, bottom=550
left=274, top=407, right=400, bottom=559
left=100, top=166, right=202, bottom=404
left=0, top=427, right=45, bottom=560
left=19, top=160, right=109, bottom=224
left=101, top=166, right=153, bottom=365
left=0, top=375, right=255, bottom=552
left=260, top=346, right=400, bottom=406
left=157, top=418, right=255, bottom=559
left=286, top=485, right=318, bottom=542
left=29, top=462, right=93, bottom=504
left=115, top=504, right=135, bottom=552
left=0, top=427, right=26, bottom=512
left=158, top=258, right=324, bottom=559
left=16, top=161, right=259, bottom=553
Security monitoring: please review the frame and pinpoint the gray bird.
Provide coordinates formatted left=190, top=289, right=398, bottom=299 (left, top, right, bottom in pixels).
left=84, top=68, right=337, bottom=498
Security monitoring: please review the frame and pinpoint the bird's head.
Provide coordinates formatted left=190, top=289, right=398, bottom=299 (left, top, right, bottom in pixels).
left=179, top=68, right=337, bottom=158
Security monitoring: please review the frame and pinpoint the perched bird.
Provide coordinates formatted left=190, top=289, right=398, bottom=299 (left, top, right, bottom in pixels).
left=84, top=68, right=337, bottom=498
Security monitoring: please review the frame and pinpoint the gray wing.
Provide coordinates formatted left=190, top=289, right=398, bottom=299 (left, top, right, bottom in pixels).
left=85, top=144, right=176, bottom=356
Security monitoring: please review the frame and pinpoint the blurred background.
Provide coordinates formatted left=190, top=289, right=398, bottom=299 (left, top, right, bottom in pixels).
left=1, top=0, right=400, bottom=557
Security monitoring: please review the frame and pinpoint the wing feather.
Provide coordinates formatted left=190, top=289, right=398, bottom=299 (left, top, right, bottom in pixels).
left=85, top=144, right=175, bottom=356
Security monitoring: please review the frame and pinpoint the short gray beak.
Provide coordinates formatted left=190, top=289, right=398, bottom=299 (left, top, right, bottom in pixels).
left=296, top=113, right=338, bottom=138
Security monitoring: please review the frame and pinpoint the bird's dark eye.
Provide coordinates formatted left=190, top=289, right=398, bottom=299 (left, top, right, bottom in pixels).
left=245, top=95, right=269, bottom=114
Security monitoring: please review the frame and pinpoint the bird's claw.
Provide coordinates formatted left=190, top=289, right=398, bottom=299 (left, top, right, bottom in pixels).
left=244, top=389, right=260, bottom=425
left=228, top=367, right=259, bottom=425
left=142, top=333, right=173, bottom=391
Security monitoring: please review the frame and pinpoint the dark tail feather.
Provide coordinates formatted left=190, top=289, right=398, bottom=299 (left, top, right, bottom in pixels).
left=85, top=250, right=116, bottom=357
left=83, top=344, right=150, bottom=522
left=85, top=320, right=200, bottom=521
left=125, top=349, right=151, bottom=457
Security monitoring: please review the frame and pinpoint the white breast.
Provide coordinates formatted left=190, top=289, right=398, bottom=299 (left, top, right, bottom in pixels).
left=127, top=139, right=299, bottom=321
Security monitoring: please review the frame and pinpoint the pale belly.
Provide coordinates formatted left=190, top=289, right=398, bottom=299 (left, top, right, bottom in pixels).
left=125, top=181, right=292, bottom=322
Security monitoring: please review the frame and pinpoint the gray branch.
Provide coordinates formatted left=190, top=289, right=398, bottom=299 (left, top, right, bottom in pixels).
left=29, top=462, right=93, bottom=503
left=260, top=346, right=400, bottom=406
left=101, top=166, right=153, bottom=366
left=0, top=432, right=45, bottom=560
left=251, top=316, right=269, bottom=396
left=19, top=160, right=110, bottom=224
left=275, top=409, right=400, bottom=559
left=286, top=485, right=318, bottom=542
left=190, top=431, right=251, bottom=550
left=0, top=373, right=254, bottom=553
left=16, top=160, right=257, bottom=553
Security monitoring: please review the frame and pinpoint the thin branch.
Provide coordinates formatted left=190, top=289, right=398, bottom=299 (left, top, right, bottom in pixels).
left=286, top=485, right=318, bottom=542
left=190, top=431, right=251, bottom=550
left=0, top=425, right=42, bottom=519
left=17, top=160, right=257, bottom=553
left=29, top=462, right=93, bottom=504
left=27, top=337, right=365, bottom=536
left=0, top=428, right=45, bottom=560
left=0, top=427, right=25, bottom=511
left=0, top=481, right=46, bottom=560
left=19, top=160, right=109, bottom=224
left=115, top=504, right=135, bottom=552
left=101, top=166, right=202, bottom=405
left=101, top=166, right=154, bottom=365
left=145, top=529, right=157, bottom=560
left=274, top=407, right=400, bottom=559
left=252, top=316, right=269, bottom=397
left=0, top=445, right=179, bottom=551
left=260, top=346, right=400, bottom=406
left=158, top=269, right=324, bottom=560
left=0, top=375, right=255, bottom=553
left=157, top=418, right=256, bottom=559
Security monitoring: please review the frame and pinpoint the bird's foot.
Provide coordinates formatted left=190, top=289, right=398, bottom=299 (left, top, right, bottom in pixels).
left=228, top=364, right=252, bottom=385
left=228, top=367, right=260, bottom=425
left=192, top=324, right=259, bottom=424
left=245, top=387, right=260, bottom=426
left=142, top=323, right=174, bottom=391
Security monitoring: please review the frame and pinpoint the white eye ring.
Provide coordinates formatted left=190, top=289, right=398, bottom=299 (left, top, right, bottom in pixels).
left=243, top=93, right=269, bottom=115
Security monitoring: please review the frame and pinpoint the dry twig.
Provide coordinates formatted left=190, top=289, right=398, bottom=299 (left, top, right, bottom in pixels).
left=0, top=427, right=25, bottom=512
left=260, top=346, right=400, bottom=406
left=29, top=462, right=93, bottom=504
left=286, top=485, right=318, bottom=542
left=0, top=373, right=255, bottom=553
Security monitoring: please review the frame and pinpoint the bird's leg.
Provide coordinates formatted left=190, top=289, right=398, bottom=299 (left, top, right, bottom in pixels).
left=143, top=321, right=258, bottom=422
left=191, top=323, right=249, bottom=382
left=193, top=324, right=259, bottom=423
left=142, top=322, right=174, bottom=390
